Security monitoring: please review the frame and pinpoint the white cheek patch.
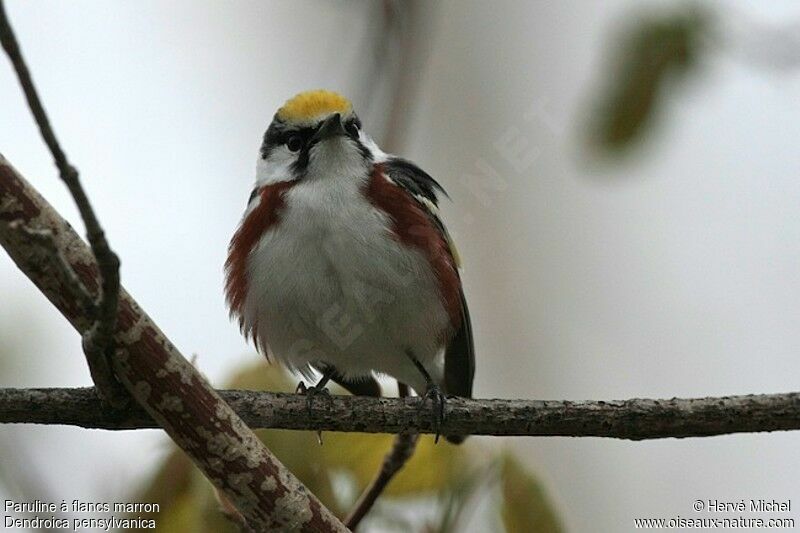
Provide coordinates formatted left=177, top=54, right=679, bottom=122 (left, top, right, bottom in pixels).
left=361, top=134, right=389, bottom=163
left=256, top=147, right=295, bottom=186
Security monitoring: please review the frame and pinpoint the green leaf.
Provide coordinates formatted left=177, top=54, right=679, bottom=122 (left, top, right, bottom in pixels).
left=225, top=359, right=297, bottom=392
left=499, top=455, right=563, bottom=533
left=588, top=6, right=709, bottom=154
left=151, top=488, right=197, bottom=533
left=320, top=433, right=466, bottom=498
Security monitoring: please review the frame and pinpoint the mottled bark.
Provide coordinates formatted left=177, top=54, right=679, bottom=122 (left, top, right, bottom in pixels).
left=0, top=156, right=347, bottom=532
left=1, top=387, right=798, bottom=440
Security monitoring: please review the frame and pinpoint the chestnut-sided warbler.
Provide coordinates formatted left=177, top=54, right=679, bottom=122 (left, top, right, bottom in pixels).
left=225, top=90, right=475, bottom=443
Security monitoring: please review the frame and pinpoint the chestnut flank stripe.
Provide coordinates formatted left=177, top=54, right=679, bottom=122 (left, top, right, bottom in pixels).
left=365, top=164, right=461, bottom=330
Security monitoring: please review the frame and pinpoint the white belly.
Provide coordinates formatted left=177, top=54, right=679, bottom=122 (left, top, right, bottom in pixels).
left=242, top=176, right=449, bottom=393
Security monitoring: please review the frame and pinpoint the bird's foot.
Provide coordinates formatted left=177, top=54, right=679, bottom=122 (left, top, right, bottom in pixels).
left=420, top=384, right=446, bottom=443
left=296, top=381, right=333, bottom=445
left=296, top=380, right=335, bottom=411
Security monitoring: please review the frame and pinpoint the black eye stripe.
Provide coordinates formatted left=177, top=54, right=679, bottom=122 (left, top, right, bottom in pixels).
left=281, top=128, right=314, bottom=144
left=260, top=114, right=365, bottom=162
left=344, top=119, right=359, bottom=138
left=260, top=122, right=316, bottom=159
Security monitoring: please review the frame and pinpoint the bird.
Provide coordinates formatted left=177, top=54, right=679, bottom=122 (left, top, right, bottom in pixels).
left=225, top=90, right=474, bottom=443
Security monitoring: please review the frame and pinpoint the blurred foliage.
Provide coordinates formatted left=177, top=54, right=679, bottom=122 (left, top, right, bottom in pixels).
left=500, top=455, right=562, bottom=533
left=130, top=362, right=562, bottom=532
left=588, top=5, right=710, bottom=155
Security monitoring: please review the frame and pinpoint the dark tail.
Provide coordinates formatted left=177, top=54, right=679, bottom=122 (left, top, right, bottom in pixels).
left=443, top=290, right=475, bottom=444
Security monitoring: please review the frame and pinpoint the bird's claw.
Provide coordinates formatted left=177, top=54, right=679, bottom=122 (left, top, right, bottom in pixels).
left=296, top=381, right=334, bottom=408
left=420, top=384, right=446, bottom=443
left=296, top=381, right=333, bottom=445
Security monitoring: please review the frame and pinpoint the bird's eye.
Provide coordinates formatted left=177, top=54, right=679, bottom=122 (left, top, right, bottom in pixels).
left=345, top=120, right=359, bottom=138
left=286, top=135, right=303, bottom=152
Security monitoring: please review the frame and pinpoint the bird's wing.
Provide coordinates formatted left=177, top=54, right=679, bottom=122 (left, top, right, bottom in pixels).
left=382, top=158, right=475, bottom=399
left=382, top=157, right=449, bottom=206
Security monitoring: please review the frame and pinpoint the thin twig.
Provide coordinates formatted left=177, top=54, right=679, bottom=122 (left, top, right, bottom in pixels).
left=0, top=0, right=125, bottom=406
left=1, top=387, right=799, bottom=440
left=0, top=155, right=348, bottom=530
left=345, top=383, right=419, bottom=530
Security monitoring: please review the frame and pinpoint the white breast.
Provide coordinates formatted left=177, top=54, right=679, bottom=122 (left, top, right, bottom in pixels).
left=242, top=165, right=449, bottom=393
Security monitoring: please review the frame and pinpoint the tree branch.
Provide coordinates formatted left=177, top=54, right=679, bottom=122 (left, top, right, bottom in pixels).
left=0, top=0, right=125, bottom=407
left=1, top=387, right=798, bottom=440
left=0, top=155, right=347, bottom=531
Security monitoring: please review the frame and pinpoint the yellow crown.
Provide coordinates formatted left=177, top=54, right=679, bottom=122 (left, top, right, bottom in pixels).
left=276, top=90, right=352, bottom=122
